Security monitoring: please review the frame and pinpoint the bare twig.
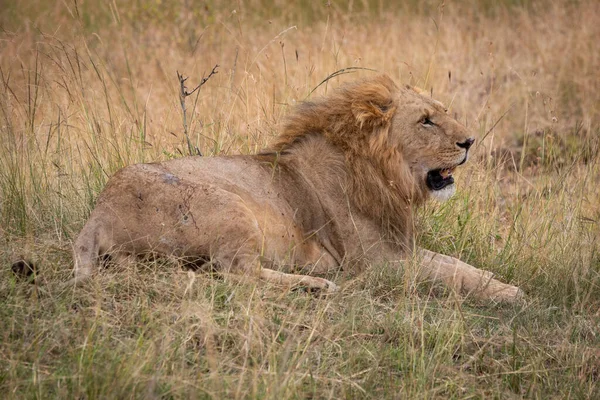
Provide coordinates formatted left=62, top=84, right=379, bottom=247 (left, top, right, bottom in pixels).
left=177, top=64, right=219, bottom=156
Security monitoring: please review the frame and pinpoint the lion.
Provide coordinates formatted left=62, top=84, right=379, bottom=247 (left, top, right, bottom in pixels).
left=69, top=74, right=522, bottom=302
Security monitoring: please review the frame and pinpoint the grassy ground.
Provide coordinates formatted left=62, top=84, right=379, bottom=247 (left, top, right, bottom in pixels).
left=1, top=0, right=600, bottom=398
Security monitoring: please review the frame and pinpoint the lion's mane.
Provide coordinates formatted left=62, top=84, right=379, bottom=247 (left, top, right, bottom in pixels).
left=268, top=75, right=425, bottom=248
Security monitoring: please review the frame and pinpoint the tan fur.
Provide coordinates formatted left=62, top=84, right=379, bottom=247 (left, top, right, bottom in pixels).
left=70, top=75, right=522, bottom=302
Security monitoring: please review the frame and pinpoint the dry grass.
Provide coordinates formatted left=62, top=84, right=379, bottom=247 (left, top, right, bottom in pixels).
left=1, top=0, right=600, bottom=398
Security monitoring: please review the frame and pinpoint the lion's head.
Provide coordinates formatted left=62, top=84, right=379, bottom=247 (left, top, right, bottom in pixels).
left=390, top=84, right=474, bottom=202
left=270, top=74, right=474, bottom=242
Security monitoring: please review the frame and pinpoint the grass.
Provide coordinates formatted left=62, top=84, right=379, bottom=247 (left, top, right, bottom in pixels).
left=1, top=0, right=600, bottom=398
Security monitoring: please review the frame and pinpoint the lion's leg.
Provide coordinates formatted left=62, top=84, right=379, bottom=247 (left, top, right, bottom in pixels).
left=259, top=268, right=338, bottom=292
left=296, top=240, right=340, bottom=275
left=68, top=226, right=101, bottom=286
left=67, top=215, right=114, bottom=286
left=257, top=241, right=339, bottom=292
left=417, top=248, right=523, bottom=302
left=213, top=236, right=339, bottom=293
left=222, top=254, right=340, bottom=293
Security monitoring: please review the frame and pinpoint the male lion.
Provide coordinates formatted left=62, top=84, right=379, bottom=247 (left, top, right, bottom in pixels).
left=70, top=75, right=522, bottom=302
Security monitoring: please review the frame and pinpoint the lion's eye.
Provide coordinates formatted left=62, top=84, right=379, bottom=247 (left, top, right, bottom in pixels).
left=421, top=117, right=435, bottom=127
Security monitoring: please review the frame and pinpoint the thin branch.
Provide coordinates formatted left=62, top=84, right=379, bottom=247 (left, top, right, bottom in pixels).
left=176, top=64, right=219, bottom=156
left=187, top=64, right=219, bottom=97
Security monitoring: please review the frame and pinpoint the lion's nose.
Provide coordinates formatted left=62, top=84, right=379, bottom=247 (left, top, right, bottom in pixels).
left=456, top=138, right=475, bottom=150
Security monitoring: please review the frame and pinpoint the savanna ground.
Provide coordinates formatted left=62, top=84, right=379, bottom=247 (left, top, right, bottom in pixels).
left=1, top=0, right=600, bottom=398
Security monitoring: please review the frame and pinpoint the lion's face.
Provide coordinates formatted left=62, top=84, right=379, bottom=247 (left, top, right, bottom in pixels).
left=390, top=87, right=474, bottom=202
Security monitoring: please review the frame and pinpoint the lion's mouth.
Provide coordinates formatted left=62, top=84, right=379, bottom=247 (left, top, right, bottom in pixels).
left=426, top=167, right=456, bottom=191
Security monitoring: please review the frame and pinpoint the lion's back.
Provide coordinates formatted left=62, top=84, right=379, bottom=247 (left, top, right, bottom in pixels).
left=87, top=156, right=301, bottom=255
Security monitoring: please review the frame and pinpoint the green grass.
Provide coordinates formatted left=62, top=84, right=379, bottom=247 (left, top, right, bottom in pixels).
left=1, top=0, right=600, bottom=398
left=2, top=257, right=599, bottom=398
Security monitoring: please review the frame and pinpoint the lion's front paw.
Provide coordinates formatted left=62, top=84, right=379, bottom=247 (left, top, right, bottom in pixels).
left=325, top=280, right=339, bottom=293
left=301, top=278, right=338, bottom=295
left=313, top=278, right=338, bottom=293
left=486, top=282, right=525, bottom=304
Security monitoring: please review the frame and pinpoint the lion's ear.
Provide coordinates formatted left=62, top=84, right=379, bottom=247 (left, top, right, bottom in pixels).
left=352, top=100, right=396, bottom=127
left=351, top=77, right=397, bottom=127
left=407, top=85, right=427, bottom=95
